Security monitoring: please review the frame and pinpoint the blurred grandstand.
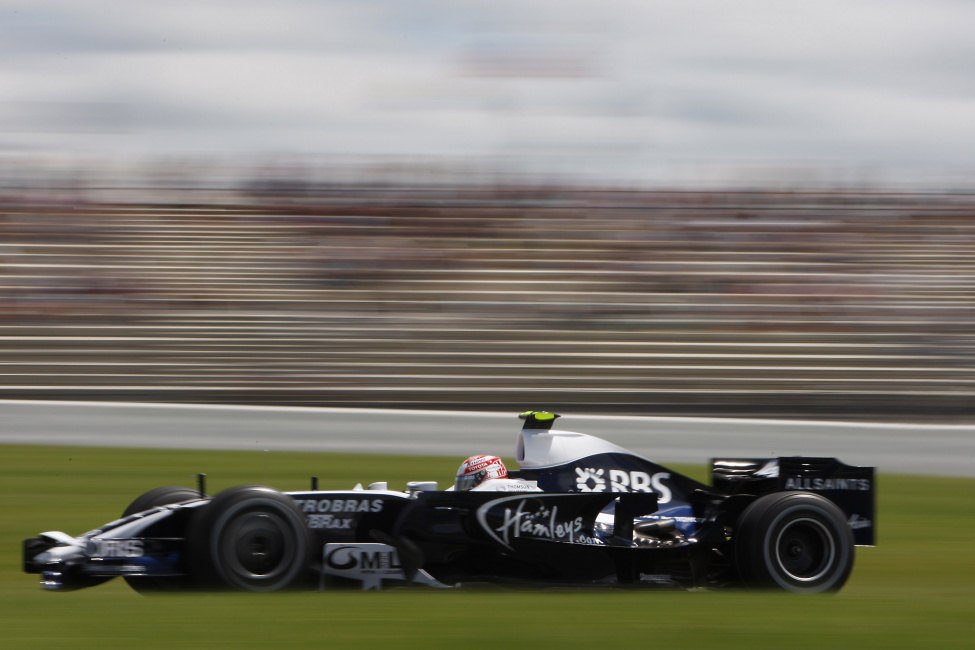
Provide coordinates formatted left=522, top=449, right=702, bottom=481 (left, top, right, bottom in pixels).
left=2, top=157, right=974, bottom=420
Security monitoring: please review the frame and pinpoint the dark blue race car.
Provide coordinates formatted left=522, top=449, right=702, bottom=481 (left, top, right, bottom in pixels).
left=24, top=411, right=875, bottom=593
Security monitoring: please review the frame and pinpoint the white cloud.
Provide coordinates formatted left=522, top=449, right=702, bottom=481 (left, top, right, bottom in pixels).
left=1, top=0, right=974, bottom=183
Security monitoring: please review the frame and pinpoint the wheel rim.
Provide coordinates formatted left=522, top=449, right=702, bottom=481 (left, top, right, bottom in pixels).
left=219, top=510, right=293, bottom=582
left=773, top=517, right=835, bottom=582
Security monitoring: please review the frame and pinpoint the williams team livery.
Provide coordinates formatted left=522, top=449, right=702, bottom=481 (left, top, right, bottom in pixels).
left=23, top=411, right=875, bottom=593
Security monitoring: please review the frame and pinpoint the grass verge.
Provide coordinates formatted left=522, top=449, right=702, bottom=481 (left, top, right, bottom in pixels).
left=2, top=444, right=974, bottom=649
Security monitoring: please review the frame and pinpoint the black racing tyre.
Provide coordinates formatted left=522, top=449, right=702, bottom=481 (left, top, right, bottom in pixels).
left=121, top=486, right=202, bottom=593
left=122, top=486, right=202, bottom=517
left=734, top=491, right=854, bottom=593
left=187, top=485, right=312, bottom=592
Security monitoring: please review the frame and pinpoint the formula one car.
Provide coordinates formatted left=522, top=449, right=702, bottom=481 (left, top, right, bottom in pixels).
left=24, top=411, right=875, bottom=593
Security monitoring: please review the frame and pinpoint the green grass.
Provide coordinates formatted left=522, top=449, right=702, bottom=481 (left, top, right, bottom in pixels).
left=2, top=444, right=974, bottom=649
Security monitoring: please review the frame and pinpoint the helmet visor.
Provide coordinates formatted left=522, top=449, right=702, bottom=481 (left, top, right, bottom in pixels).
left=455, top=470, right=487, bottom=491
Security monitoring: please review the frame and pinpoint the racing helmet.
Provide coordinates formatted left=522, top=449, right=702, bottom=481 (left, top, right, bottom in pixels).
left=455, top=455, right=508, bottom=491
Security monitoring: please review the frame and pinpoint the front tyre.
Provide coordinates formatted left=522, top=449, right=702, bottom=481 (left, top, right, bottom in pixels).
left=187, top=486, right=312, bottom=592
left=122, top=486, right=201, bottom=517
left=121, top=486, right=202, bottom=593
left=734, top=492, right=854, bottom=593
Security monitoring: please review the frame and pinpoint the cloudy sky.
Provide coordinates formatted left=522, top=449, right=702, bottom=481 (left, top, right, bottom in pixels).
left=2, top=0, right=974, bottom=185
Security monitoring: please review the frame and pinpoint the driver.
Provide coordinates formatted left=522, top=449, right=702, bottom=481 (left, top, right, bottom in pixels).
left=454, top=455, right=540, bottom=492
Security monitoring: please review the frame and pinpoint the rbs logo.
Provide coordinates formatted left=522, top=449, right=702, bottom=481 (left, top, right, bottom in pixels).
left=574, top=467, right=673, bottom=503
left=93, top=539, right=144, bottom=558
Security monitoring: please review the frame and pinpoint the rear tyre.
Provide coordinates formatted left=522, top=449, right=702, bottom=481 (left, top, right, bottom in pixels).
left=734, top=492, right=854, bottom=593
left=121, top=486, right=202, bottom=593
left=187, top=486, right=312, bottom=592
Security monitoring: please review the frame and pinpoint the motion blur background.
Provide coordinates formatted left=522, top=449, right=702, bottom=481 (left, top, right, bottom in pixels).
left=3, top=1, right=974, bottom=421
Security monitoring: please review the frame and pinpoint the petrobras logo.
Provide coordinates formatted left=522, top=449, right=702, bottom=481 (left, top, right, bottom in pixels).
left=293, top=498, right=384, bottom=514
left=294, top=498, right=385, bottom=530
left=574, top=468, right=673, bottom=503
left=92, top=539, right=144, bottom=558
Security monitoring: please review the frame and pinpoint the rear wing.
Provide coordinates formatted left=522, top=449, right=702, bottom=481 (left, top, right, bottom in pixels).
left=712, top=457, right=876, bottom=546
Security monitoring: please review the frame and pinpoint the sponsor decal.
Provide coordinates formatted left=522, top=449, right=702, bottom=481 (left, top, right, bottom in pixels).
left=477, top=496, right=603, bottom=549
left=574, top=467, right=606, bottom=491
left=575, top=468, right=673, bottom=504
left=469, top=478, right=539, bottom=492
left=783, top=477, right=871, bottom=492
left=293, top=498, right=384, bottom=514
left=293, top=499, right=384, bottom=530
left=92, top=539, right=144, bottom=558
left=638, top=573, right=676, bottom=585
left=323, top=543, right=403, bottom=590
left=308, top=514, right=354, bottom=530
left=326, top=544, right=401, bottom=572
left=322, top=543, right=445, bottom=590
left=462, top=456, right=504, bottom=473
left=641, top=514, right=698, bottom=525
left=754, top=460, right=780, bottom=478
left=848, top=514, right=873, bottom=530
